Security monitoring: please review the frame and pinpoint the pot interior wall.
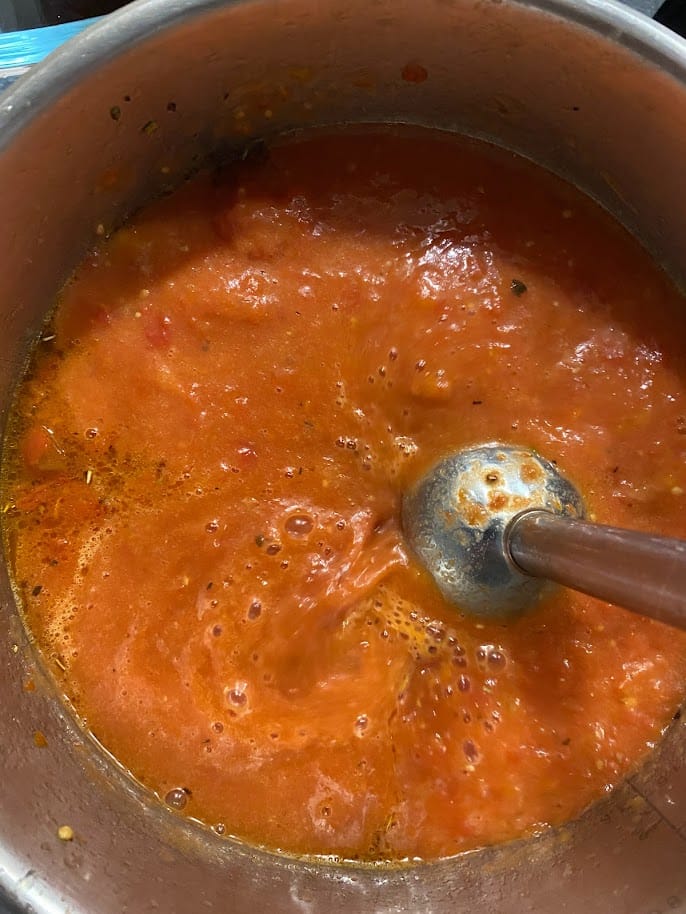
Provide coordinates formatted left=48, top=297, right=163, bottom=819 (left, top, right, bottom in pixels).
left=1, top=1, right=686, bottom=912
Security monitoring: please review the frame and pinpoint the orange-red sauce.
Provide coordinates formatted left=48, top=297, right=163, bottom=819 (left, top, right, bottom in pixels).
left=4, top=128, right=686, bottom=862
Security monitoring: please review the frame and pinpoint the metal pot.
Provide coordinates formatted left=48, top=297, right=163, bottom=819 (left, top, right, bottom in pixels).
left=1, top=1, right=686, bottom=911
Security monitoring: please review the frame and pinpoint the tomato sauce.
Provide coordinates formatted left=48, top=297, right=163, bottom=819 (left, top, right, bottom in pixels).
left=4, top=128, right=686, bottom=862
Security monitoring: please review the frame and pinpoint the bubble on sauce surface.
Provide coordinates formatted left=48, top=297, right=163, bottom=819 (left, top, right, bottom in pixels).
left=379, top=433, right=420, bottom=480
left=284, top=513, right=314, bottom=537
left=247, top=599, right=262, bottom=619
left=476, top=644, right=508, bottom=670
left=165, top=787, right=190, bottom=809
left=354, top=714, right=368, bottom=737
left=457, top=674, right=471, bottom=693
left=488, top=648, right=507, bottom=669
left=225, top=682, right=250, bottom=715
left=463, top=739, right=480, bottom=764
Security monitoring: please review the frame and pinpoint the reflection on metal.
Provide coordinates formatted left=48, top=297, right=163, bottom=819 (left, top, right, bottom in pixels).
left=402, top=445, right=583, bottom=618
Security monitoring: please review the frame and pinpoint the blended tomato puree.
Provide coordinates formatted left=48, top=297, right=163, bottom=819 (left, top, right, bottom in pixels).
left=4, top=128, right=686, bottom=862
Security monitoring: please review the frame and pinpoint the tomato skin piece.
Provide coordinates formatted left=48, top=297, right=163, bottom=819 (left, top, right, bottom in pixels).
left=20, top=425, right=65, bottom=473
left=143, top=312, right=172, bottom=349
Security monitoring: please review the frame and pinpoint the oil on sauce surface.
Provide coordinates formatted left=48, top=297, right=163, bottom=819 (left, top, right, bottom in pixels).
left=4, top=129, right=686, bottom=861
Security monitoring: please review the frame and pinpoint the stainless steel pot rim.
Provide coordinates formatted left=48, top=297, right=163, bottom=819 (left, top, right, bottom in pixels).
left=1, top=0, right=686, bottom=150
left=1, top=1, right=686, bottom=913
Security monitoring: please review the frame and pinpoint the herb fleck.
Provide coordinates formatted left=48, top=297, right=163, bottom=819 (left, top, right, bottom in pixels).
left=510, top=279, right=528, bottom=296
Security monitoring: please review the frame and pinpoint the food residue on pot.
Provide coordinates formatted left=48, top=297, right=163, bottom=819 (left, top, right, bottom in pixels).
left=57, top=825, right=74, bottom=842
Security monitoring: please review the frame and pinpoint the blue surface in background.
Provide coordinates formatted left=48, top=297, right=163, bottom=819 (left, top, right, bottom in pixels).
left=0, top=17, right=100, bottom=67
left=0, top=16, right=99, bottom=92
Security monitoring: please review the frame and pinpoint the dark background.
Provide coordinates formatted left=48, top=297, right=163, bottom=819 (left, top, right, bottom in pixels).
left=0, top=1, right=128, bottom=30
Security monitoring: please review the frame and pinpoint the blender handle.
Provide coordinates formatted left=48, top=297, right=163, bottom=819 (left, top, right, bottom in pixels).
left=507, top=510, right=686, bottom=629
